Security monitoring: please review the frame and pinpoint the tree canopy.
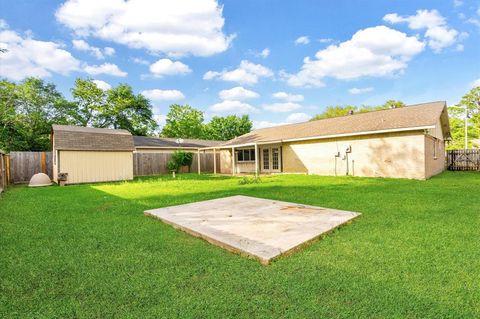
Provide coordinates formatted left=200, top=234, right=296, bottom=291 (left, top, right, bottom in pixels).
left=0, top=78, right=157, bottom=151
left=447, top=86, right=480, bottom=149
left=160, top=104, right=252, bottom=141
left=310, top=100, right=405, bottom=121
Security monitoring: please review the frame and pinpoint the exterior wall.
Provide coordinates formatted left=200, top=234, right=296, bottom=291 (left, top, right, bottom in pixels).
left=283, top=131, right=427, bottom=179
left=59, top=150, right=133, bottom=184
left=219, top=150, right=233, bottom=174
left=52, top=134, right=58, bottom=182
left=424, top=135, right=446, bottom=179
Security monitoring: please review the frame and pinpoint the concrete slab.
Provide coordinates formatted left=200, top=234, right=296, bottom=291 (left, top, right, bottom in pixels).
left=145, top=195, right=360, bottom=264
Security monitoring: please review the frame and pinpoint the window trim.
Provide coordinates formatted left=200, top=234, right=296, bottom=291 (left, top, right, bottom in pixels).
left=236, top=148, right=256, bottom=163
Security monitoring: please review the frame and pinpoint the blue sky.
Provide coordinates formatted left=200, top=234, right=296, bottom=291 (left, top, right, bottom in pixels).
left=1, top=0, right=479, bottom=129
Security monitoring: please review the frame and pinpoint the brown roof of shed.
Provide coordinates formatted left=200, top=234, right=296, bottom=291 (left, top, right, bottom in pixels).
left=52, top=125, right=134, bottom=151
left=220, top=101, right=448, bottom=147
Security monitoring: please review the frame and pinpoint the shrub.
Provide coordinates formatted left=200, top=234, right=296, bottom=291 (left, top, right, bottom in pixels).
left=171, top=151, right=194, bottom=172
left=238, top=176, right=261, bottom=185
left=166, top=161, right=179, bottom=171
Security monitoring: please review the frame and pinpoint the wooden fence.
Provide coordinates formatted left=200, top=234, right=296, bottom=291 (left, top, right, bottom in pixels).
left=9, top=151, right=53, bottom=184
left=447, top=149, right=480, bottom=171
left=134, top=152, right=220, bottom=176
left=0, top=151, right=8, bottom=192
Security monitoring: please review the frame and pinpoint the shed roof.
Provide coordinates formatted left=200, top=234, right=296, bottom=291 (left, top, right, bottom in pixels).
left=133, top=136, right=223, bottom=149
left=219, top=101, right=448, bottom=147
left=52, top=125, right=134, bottom=151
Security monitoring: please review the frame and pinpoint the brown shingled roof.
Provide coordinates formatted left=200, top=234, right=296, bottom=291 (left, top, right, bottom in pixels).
left=220, top=101, right=448, bottom=147
left=52, top=125, right=134, bottom=151
left=133, top=136, right=223, bottom=148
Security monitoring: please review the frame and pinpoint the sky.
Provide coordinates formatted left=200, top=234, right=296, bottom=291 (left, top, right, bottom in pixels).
left=1, top=0, right=479, bottom=130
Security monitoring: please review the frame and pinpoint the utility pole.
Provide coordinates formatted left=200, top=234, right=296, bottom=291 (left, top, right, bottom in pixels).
left=464, top=104, right=469, bottom=150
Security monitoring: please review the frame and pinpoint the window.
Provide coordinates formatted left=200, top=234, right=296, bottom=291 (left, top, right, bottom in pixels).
left=236, top=149, right=255, bottom=162
left=272, top=148, right=279, bottom=170
left=263, top=149, right=269, bottom=169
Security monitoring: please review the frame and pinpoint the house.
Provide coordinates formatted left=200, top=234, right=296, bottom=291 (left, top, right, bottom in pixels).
left=51, top=125, right=135, bottom=184
left=200, top=101, right=451, bottom=180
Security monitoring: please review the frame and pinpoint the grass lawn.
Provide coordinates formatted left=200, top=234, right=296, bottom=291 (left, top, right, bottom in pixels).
left=1, top=172, right=479, bottom=318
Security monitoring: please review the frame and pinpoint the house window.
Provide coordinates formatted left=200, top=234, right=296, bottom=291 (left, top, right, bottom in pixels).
left=272, top=148, right=279, bottom=170
left=236, top=149, right=255, bottom=162
left=263, top=149, right=269, bottom=169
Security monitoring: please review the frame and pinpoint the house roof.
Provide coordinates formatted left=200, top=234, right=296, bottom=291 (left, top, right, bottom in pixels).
left=218, top=101, right=449, bottom=147
left=133, top=136, right=223, bottom=149
left=52, top=125, right=135, bottom=151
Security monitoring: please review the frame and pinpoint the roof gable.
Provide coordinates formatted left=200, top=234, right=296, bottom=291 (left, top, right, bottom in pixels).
left=52, top=125, right=134, bottom=151
left=221, top=101, right=447, bottom=147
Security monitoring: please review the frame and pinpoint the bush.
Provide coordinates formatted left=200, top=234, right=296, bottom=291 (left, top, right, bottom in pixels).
left=171, top=151, right=194, bottom=172
left=166, top=160, right=179, bottom=172
left=238, top=176, right=262, bottom=185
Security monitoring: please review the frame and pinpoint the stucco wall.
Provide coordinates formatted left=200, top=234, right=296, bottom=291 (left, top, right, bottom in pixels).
left=219, top=150, right=233, bottom=174
left=59, top=150, right=133, bottom=184
left=282, top=131, right=427, bottom=179
left=424, top=135, right=446, bottom=179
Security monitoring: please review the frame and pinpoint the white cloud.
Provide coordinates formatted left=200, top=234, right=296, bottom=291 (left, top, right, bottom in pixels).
left=218, top=87, right=259, bottom=101
left=286, top=112, right=311, bottom=123
left=262, top=102, right=301, bottom=112
left=56, top=0, right=234, bottom=57
left=0, top=26, right=81, bottom=80
left=260, top=48, right=270, bottom=58
left=210, top=100, right=257, bottom=114
left=92, top=79, right=111, bottom=90
left=84, top=63, right=127, bottom=77
left=272, top=91, right=304, bottom=102
left=132, top=57, right=149, bottom=65
left=142, top=89, right=185, bottom=101
left=149, top=58, right=191, bottom=77
left=472, top=78, right=480, bottom=88
left=453, top=0, right=463, bottom=7
left=295, top=36, right=310, bottom=45
left=285, top=26, right=424, bottom=87
left=72, top=39, right=105, bottom=59
left=318, top=38, right=333, bottom=43
left=0, top=19, right=7, bottom=29
left=154, top=114, right=167, bottom=127
left=384, top=9, right=460, bottom=52
left=349, top=87, right=374, bottom=94
left=253, top=120, right=288, bottom=129
left=203, top=60, right=273, bottom=85
left=104, top=47, right=115, bottom=56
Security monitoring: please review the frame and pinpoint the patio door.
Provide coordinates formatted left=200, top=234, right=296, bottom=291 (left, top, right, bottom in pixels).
left=261, top=146, right=281, bottom=173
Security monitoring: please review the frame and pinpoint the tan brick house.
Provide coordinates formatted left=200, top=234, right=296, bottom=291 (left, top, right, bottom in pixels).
left=200, top=101, right=451, bottom=180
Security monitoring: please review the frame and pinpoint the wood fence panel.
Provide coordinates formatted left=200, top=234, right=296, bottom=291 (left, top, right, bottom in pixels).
left=9, top=151, right=53, bottom=183
left=134, top=151, right=220, bottom=176
left=0, top=152, right=6, bottom=192
left=447, top=149, right=480, bottom=171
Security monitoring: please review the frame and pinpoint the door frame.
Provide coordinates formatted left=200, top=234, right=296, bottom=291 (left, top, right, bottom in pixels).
left=260, top=145, right=281, bottom=173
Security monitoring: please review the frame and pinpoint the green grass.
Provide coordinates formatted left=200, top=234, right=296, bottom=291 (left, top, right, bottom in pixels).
left=1, top=172, right=479, bottom=318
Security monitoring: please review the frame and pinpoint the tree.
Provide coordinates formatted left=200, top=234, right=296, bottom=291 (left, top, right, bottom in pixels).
left=71, top=78, right=108, bottom=127
left=0, top=78, right=72, bottom=151
left=382, top=99, right=405, bottom=109
left=448, top=86, right=480, bottom=149
left=310, top=100, right=405, bottom=121
left=203, top=115, right=252, bottom=140
left=71, top=79, right=157, bottom=135
left=106, top=84, right=157, bottom=135
left=161, top=104, right=205, bottom=138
